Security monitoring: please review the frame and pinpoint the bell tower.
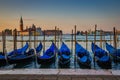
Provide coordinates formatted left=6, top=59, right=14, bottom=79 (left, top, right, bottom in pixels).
left=20, top=16, right=23, bottom=31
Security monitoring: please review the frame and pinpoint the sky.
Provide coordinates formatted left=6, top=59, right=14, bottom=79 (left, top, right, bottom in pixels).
left=0, top=0, right=120, bottom=33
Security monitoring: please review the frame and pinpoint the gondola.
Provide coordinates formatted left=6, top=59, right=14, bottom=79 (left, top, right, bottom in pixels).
left=0, top=42, right=29, bottom=65
left=76, top=42, right=92, bottom=68
left=7, top=42, right=29, bottom=57
left=106, top=42, right=120, bottom=62
left=37, top=42, right=57, bottom=64
left=8, top=42, right=42, bottom=64
left=7, top=43, right=34, bottom=64
left=58, top=42, right=71, bottom=67
left=92, top=42, right=111, bottom=68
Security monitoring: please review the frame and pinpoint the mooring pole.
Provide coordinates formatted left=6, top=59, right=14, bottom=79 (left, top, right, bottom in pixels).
left=13, top=29, right=17, bottom=51
left=74, top=25, right=77, bottom=69
left=2, top=31, right=5, bottom=54
left=34, top=28, right=36, bottom=49
left=57, top=28, right=59, bottom=49
left=113, top=27, right=117, bottom=49
left=34, top=28, right=37, bottom=68
left=118, top=32, right=119, bottom=48
left=113, top=27, right=117, bottom=62
left=21, top=34, right=23, bottom=47
left=55, top=26, right=57, bottom=46
left=85, top=31, right=88, bottom=50
left=94, top=24, right=97, bottom=68
left=103, top=31, right=106, bottom=49
left=43, top=30, right=45, bottom=53
left=71, top=29, right=73, bottom=55
left=29, top=28, right=31, bottom=50
left=110, top=33, right=112, bottom=45
left=60, top=30, right=62, bottom=46
left=2, top=31, right=8, bottom=64
left=116, top=30, right=119, bottom=48
left=100, top=30, right=102, bottom=48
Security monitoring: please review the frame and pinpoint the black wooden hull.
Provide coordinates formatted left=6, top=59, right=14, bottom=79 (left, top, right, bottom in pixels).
left=37, top=55, right=56, bottom=64
left=96, top=58, right=112, bottom=69
left=0, top=59, right=7, bottom=66
left=110, top=54, right=120, bottom=62
left=58, top=58, right=70, bottom=67
left=77, top=58, right=91, bottom=68
left=8, top=49, right=35, bottom=64
left=8, top=54, right=34, bottom=64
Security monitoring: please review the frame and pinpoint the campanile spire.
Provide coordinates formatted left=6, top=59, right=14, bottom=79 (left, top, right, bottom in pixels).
left=20, top=16, right=23, bottom=31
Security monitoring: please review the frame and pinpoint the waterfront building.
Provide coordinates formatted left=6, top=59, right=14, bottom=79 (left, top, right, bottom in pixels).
left=43, top=30, right=62, bottom=36
left=18, top=17, right=42, bottom=36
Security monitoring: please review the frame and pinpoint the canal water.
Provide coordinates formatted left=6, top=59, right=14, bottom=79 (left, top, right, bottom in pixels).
left=0, top=35, right=120, bottom=69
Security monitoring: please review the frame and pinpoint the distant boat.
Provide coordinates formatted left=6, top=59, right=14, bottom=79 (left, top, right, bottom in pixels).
left=58, top=42, right=71, bottom=67
left=106, top=42, right=120, bottom=62
left=76, top=42, right=92, bottom=68
left=92, top=42, right=111, bottom=69
left=37, top=42, right=57, bottom=64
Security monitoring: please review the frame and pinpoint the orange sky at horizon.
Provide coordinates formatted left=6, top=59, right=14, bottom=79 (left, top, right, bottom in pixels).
left=0, top=16, right=120, bottom=34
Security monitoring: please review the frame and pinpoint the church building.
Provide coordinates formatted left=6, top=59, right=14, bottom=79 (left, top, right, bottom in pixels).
left=18, top=17, right=42, bottom=36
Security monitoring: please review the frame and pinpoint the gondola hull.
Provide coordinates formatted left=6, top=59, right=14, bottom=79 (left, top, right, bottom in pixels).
left=58, top=42, right=71, bottom=67
left=0, top=59, right=7, bottom=66
left=92, top=43, right=111, bottom=68
left=58, top=57, right=70, bottom=67
left=110, top=54, right=120, bottom=62
left=106, top=43, right=120, bottom=62
left=96, top=57, right=111, bottom=69
left=0, top=53, right=7, bottom=66
left=76, top=42, right=92, bottom=68
left=8, top=49, right=35, bottom=64
left=37, top=42, right=57, bottom=65
left=77, top=56, right=91, bottom=68
left=37, top=54, right=56, bottom=64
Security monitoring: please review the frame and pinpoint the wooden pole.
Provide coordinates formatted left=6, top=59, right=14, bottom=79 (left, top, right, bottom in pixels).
left=113, top=27, right=117, bottom=62
left=113, top=27, right=117, bottom=49
left=116, top=30, right=119, bottom=48
left=21, top=34, right=23, bottom=47
left=34, top=28, right=36, bottom=48
left=57, top=28, right=59, bottom=49
left=110, top=33, right=112, bottom=45
left=103, top=31, right=106, bottom=49
left=43, top=30, right=45, bottom=53
left=34, top=28, right=37, bottom=68
left=60, top=30, right=62, bottom=45
left=118, top=32, right=119, bottom=48
left=71, top=29, right=73, bottom=55
left=74, top=25, right=77, bottom=69
left=85, top=31, right=88, bottom=50
left=94, top=24, right=97, bottom=68
left=2, top=31, right=5, bottom=54
left=13, top=29, right=17, bottom=51
left=100, top=30, right=102, bottom=48
left=2, top=31, right=8, bottom=64
left=55, top=26, right=57, bottom=46
left=29, top=28, right=31, bottom=50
